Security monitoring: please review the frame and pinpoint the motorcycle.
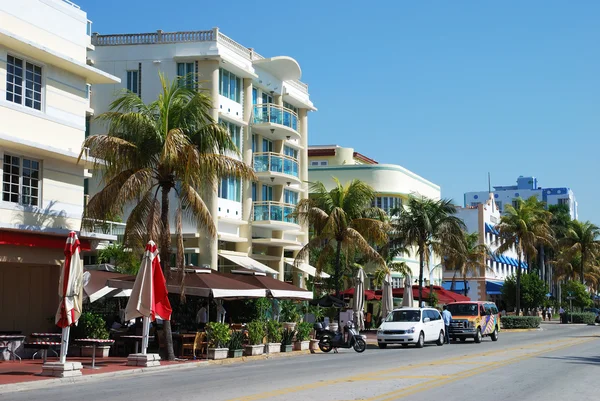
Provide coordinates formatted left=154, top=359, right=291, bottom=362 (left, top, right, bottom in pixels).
left=313, top=321, right=366, bottom=353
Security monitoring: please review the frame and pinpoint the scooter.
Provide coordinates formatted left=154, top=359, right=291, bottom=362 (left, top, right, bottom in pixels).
left=314, top=321, right=366, bottom=353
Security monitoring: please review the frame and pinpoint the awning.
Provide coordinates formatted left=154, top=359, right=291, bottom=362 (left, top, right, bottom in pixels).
left=227, top=269, right=313, bottom=300
left=220, top=253, right=279, bottom=276
left=284, top=258, right=331, bottom=278
left=486, top=280, right=504, bottom=295
left=442, top=281, right=469, bottom=293
left=83, top=270, right=132, bottom=303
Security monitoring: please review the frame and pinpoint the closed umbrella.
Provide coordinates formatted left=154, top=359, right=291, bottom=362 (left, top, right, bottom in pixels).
left=55, top=231, right=84, bottom=364
left=124, top=240, right=172, bottom=354
left=381, top=273, right=394, bottom=321
left=401, top=274, right=413, bottom=307
left=352, top=268, right=365, bottom=331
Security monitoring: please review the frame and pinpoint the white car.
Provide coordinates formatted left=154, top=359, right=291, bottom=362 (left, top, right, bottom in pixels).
left=377, top=307, right=445, bottom=349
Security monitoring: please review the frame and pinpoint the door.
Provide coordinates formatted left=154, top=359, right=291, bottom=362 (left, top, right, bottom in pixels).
left=423, top=310, right=436, bottom=341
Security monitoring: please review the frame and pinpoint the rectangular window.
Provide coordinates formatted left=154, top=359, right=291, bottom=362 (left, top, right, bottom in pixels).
left=319, top=161, right=328, bottom=166
left=310, top=161, right=320, bottom=166
left=219, top=68, right=241, bottom=103
left=283, top=146, right=298, bottom=159
left=126, top=70, right=139, bottom=95
left=252, top=135, right=258, bottom=153
left=284, top=189, right=299, bottom=205
left=496, top=201, right=502, bottom=211
left=262, top=185, right=273, bottom=201
left=512, top=200, right=519, bottom=209
left=6, top=55, right=42, bottom=110
left=470, top=202, right=480, bottom=207
left=262, top=92, right=273, bottom=104
left=219, top=119, right=241, bottom=150
left=251, top=182, right=257, bottom=201
left=283, top=101, right=298, bottom=114
left=218, top=177, right=241, bottom=202
left=252, top=88, right=258, bottom=105
left=558, top=198, right=569, bottom=206
left=262, top=139, right=273, bottom=153
left=177, top=62, right=195, bottom=88
left=2, top=154, right=40, bottom=206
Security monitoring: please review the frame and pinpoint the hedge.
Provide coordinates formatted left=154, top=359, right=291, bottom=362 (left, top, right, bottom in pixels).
left=500, top=316, right=541, bottom=329
left=563, top=312, right=596, bottom=325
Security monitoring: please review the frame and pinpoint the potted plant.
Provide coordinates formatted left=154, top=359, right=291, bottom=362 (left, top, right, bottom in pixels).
left=228, top=330, right=244, bottom=358
left=265, top=320, right=282, bottom=354
left=72, top=312, right=111, bottom=357
left=294, top=322, right=312, bottom=351
left=206, top=322, right=230, bottom=360
left=244, top=321, right=265, bottom=356
left=280, top=328, right=295, bottom=352
left=280, top=300, right=300, bottom=330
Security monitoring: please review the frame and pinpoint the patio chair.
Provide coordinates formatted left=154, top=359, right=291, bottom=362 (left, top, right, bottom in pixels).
left=192, top=332, right=207, bottom=358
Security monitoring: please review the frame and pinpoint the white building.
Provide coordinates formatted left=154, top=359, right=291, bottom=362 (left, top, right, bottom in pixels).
left=88, top=28, right=317, bottom=285
left=308, top=145, right=442, bottom=288
left=465, top=176, right=578, bottom=220
left=0, top=0, right=119, bottom=333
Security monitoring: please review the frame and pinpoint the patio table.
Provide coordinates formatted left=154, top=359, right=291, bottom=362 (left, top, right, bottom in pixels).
left=74, top=338, right=115, bottom=369
left=0, top=335, right=25, bottom=361
left=119, top=335, right=153, bottom=354
left=30, top=333, right=61, bottom=360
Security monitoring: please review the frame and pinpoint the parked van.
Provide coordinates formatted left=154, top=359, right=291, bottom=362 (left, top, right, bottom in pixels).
left=446, top=301, right=500, bottom=343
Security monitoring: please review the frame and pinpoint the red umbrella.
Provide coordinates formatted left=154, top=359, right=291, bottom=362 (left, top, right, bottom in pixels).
left=340, top=287, right=381, bottom=301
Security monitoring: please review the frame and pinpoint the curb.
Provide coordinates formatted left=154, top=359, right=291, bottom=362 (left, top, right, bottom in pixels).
left=501, top=328, right=543, bottom=333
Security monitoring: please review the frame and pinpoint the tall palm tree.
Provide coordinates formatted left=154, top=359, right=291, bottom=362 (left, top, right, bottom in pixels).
left=391, top=196, right=465, bottom=305
left=447, top=232, right=491, bottom=297
left=562, top=220, right=600, bottom=284
left=294, top=179, right=389, bottom=296
left=495, top=196, right=553, bottom=315
left=81, top=73, right=255, bottom=360
left=372, top=243, right=412, bottom=288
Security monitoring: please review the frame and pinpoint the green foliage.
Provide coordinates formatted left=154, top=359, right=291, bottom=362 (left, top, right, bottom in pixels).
left=206, top=322, right=231, bottom=348
left=501, top=316, right=541, bottom=329
left=247, top=321, right=265, bottom=345
left=266, top=320, right=282, bottom=343
left=228, top=330, right=244, bottom=350
left=564, top=312, right=596, bottom=324
left=97, top=243, right=140, bottom=274
left=281, top=328, right=296, bottom=345
left=295, top=322, right=312, bottom=341
left=279, top=300, right=300, bottom=323
left=501, top=274, right=548, bottom=311
left=562, top=281, right=592, bottom=309
left=72, top=312, right=109, bottom=340
left=428, top=290, right=438, bottom=308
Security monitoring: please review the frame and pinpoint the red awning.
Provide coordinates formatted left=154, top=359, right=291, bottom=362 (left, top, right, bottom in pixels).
left=0, top=230, right=91, bottom=251
left=376, top=285, right=470, bottom=304
left=339, top=288, right=381, bottom=301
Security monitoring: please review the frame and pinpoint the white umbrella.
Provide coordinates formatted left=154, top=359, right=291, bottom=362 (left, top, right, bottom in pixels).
left=381, top=273, right=394, bottom=321
left=352, top=268, right=365, bottom=331
left=401, top=274, right=413, bottom=307
left=55, top=231, right=84, bottom=364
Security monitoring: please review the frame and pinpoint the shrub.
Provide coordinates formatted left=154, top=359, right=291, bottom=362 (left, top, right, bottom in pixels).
left=228, top=330, right=244, bottom=350
left=281, top=328, right=295, bottom=345
left=72, top=312, right=109, bottom=340
left=501, top=316, right=541, bottom=329
left=564, top=312, right=596, bottom=325
left=279, top=300, right=300, bottom=323
left=295, top=322, right=312, bottom=342
left=247, top=321, right=265, bottom=345
left=266, top=320, right=282, bottom=343
left=206, top=322, right=231, bottom=348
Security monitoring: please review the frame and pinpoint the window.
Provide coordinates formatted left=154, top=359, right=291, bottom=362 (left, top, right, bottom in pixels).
left=319, top=161, right=328, bottom=166
left=310, top=161, right=320, bottom=166
left=251, top=182, right=257, bottom=201
left=470, top=202, right=480, bottom=207
left=283, top=101, right=298, bottom=114
left=252, top=135, right=258, bottom=153
left=262, top=185, right=273, bottom=201
left=219, top=68, right=241, bottom=102
left=391, top=277, right=402, bottom=289
left=284, top=189, right=298, bottom=205
left=512, top=200, right=519, bottom=209
left=558, top=198, right=569, bottom=206
left=252, top=88, right=258, bottom=105
left=262, top=139, right=273, bottom=153
left=262, top=92, right=273, bottom=104
left=2, top=154, right=40, bottom=206
left=372, top=196, right=403, bottom=214
left=126, top=70, right=139, bottom=95
left=6, top=55, right=42, bottom=110
left=386, top=310, right=420, bottom=322
left=284, top=146, right=298, bottom=159
left=220, top=120, right=241, bottom=149
left=496, top=201, right=502, bottom=211
left=177, top=62, right=195, bottom=88
left=218, top=177, right=241, bottom=202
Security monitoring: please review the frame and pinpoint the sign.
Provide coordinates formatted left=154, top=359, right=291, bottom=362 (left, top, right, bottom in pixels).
left=566, top=296, right=576, bottom=300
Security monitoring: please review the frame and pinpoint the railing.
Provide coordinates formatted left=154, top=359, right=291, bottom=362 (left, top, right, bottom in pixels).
left=82, top=218, right=126, bottom=239
left=253, top=152, right=299, bottom=178
left=253, top=201, right=297, bottom=224
left=86, top=20, right=92, bottom=36
left=62, top=0, right=81, bottom=9
left=217, top=32, right=252, bottom=58
left=288, top=80, right=309, bottom=93
left=253, top=103, right=298, bottom=131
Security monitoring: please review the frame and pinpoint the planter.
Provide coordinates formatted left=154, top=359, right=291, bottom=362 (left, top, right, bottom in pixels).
left=293, top=340, right=310, bottom=351
left=309, top=339, right=320, bottom=353
left=228, top=349, right=243, bottom=358
left=207, top=348, right=228, bottom=360
left=329, top=323, right=339, bottom=332
left=265, top=343, right=281, bottom=354
left=244, top=344, right=264, bottom=356
left=280, top=344, right=293, bottom=353
left=80, top=345, right=110, bottom=358
left=283, top=322, right=297, bottom=331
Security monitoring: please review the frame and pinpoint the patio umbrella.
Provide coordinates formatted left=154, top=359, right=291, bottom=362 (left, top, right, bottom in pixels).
left=55, top=231, right=84, bottom=364
left=352, top=268, right=365, bottom=331
left=124, top=240, right=172, bottom=354
left=381, top=273, right=394, bottom=321
left=401, top=274, right=413, bottom=307
left=309, top=294, right=345, bottom=308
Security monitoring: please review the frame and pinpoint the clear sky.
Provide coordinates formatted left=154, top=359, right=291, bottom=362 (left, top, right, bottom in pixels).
left=79, top=0, right=600, bottom=222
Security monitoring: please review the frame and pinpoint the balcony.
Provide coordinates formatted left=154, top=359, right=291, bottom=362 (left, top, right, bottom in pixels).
left=252, top=104, right=300, bottom=141
left=253, top=201, right=298, bottom=230
left=81, top=218, right=126, bottom=241
left=253, top=152, right=300, bottom=185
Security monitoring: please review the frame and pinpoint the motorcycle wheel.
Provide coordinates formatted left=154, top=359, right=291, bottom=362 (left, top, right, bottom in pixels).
left=319, top=337, right=333, bottom=353
left=353, top=338, right=366, bottom=353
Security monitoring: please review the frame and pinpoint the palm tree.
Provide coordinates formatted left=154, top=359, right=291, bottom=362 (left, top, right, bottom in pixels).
left=81, top=73, right=256, bottom=360
left=294, top=178, right=389, bottom=296
left=562, top=220, right=600, bottom=284
left=372, top=243, right=412, bottom=288
left=447, top=232, right=491, bottom=297
left=495, top=196, right=553, bottom=315
left=391, top=196, right=465, bottom=305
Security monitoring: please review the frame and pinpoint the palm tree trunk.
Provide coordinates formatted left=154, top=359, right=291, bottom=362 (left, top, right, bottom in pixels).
left=539, top=246, right=545, bottom=282
left=580, top=246, right=586, bottom=284
left=516, top=251, right=522, bottom=316
left=160, top=186, right=175, bottom=361
left=334, top=241, right=342, bottom=298
left=418, top=247, right=424, bottom=306
left=463, top=276, right=468, bottom=297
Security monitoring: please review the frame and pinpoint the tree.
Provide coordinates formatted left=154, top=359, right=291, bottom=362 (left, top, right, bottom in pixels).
left=391, top=196, right=465, bottom=305
left=496, top=196, right=553, bottom=315
left=501, top=273, right=548, bottom=311
left=82, top=73, right=255, bottom=360
left=447, top=232, right=491, bottom=297
left=97, top=243, right=140, bottom=274
left=562, top=220, right=600, bottom=284
left=294, top=178, right=389, bottom=296
left=561, top=280, right=592, bottom=309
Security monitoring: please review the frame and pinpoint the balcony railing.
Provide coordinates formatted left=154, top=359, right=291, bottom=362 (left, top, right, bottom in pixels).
left=253, top=103, right=298, bottom=131
left=82, top=218, right=126, bottom=239
left=253, top=152, right=299, bottom=178
left=253, top=201, right=297, bottom=224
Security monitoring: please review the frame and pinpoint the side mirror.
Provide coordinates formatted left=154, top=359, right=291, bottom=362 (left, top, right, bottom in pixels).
left=423, top=317, right=431, bottom=323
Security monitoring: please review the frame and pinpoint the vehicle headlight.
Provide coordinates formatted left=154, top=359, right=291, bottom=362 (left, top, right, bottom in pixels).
left=377, top=328, right=383, bottom=334
left=406, top=327, right=416, bottom=334
left=467, top=321, right=473, bottom=328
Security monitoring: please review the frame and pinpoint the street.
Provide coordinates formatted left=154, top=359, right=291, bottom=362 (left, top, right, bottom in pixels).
left=3, top=323, right=599, bottom=401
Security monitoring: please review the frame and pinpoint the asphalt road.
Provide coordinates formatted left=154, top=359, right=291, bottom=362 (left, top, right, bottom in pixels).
left=3, top=323, right=599, bottom=401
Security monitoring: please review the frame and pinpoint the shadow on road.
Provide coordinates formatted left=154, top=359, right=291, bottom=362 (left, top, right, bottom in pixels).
left=539, top=355, right=600, bottom=366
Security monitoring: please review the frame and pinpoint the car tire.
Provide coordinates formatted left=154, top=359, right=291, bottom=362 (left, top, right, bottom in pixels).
left=402, top=344, right=408, bottom=347
left=416, top=332, right=425, bottom=348
left=436, top=330, right=444, bottom=346
left=474, top=328, right=482, bottom=343
left=491, top=327, right=499, bottom=342
left=378, top=343, right=387, bottom=349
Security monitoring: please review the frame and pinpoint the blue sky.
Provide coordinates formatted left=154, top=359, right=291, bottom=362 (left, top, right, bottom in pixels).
left=79, top=0, right=600, bottom=222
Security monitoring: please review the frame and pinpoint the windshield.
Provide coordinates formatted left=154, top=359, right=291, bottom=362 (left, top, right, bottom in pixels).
left=447, top=303, right=479, bottom=316
left=386, top=310, right=421, bottom=322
